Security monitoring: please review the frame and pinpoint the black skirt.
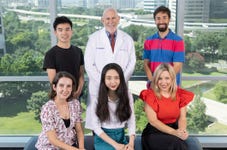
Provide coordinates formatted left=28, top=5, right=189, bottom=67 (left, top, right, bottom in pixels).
left=142, top=122, right=187, bottom=150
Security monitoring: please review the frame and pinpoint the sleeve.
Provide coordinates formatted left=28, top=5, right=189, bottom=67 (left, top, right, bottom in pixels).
left=80, top=49, right=84, bottom=66
left=90, top=97, right=103, bottom=136
left=178, top=88, right=195, bottom=108
left=173, top=38, right=185, bottom=62
left=40, top=103, right=55, bottom=132
left=43, top=50, right=55, bottom=70
left=142, top=40, right=150, bottom=60
left=127, top=92, right=136, bottom=136
left=139, top=89, right=158, bottom=112
left=72, top=100, right=83, bottom=122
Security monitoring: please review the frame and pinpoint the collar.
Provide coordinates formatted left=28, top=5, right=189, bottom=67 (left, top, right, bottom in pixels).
left=155, top=29, right=172, bottom=39
left=106, top=31, right=117, bottom=38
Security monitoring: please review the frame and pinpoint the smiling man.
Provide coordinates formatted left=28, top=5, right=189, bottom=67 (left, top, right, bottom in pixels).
left=84, top=8, right=136, bottom=130
left=43, top=16, right=84, bottom=99
left=143, top=6, right=185, bottom=86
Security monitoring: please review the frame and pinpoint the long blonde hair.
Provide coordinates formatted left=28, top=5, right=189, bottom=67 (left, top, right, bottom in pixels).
left=151, top=63, right=177, bottom=100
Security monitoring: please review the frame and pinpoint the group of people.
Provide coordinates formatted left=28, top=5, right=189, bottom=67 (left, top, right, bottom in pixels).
left=35, top=5, right=195, bottom=150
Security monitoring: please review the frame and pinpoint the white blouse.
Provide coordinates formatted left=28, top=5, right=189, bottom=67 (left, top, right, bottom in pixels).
left=90, top=91, right=136, bottom=136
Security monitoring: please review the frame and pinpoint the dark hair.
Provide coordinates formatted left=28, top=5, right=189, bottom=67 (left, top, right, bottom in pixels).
left=49, top=71, right=76, bottom=102
left=53, top=16, right=73, bottom=30
left=96, top=63, right=131, bottom=123
left=153, top=5, right=171, bottom=19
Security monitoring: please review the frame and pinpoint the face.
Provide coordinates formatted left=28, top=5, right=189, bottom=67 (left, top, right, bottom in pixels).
left=53, top=77, right=73, bottom=101
left=155, top=12, right=170, bottom=32
left=105, top=69, right=120, bottom=91
left=101, top=9, right=120, bottom=34
left=157, top=70, right=172, bottom=93
left=55, top=23, right=72, bottom=44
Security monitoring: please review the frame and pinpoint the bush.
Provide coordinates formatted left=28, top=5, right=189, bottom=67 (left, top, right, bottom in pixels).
left=27, top=91, right=48, bottom=122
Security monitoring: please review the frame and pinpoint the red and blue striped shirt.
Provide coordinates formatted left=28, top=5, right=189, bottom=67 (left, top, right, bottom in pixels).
left=143, top=30, right=185, bottom=85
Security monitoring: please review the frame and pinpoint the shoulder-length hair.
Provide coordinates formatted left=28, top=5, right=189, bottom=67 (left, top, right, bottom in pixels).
left=96, top=63, right=131, bottom=123
left=49, top=71, right=76, bottom=102
left=151, top=63, right=177, bottom=100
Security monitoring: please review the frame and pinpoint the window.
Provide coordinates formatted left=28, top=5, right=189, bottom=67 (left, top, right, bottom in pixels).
left=0, top=0, right=227, bottom=137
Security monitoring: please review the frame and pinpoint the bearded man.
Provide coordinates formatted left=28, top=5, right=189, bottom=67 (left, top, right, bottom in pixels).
left=143, top=6, right=185, bottom=86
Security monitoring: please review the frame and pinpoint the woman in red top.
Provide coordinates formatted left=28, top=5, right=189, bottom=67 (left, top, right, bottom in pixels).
left=140, top=63, right=194, bottom=150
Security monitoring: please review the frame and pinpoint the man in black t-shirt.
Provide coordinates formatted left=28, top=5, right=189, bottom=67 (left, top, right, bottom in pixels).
left=43, top=16, right=84, bottom=99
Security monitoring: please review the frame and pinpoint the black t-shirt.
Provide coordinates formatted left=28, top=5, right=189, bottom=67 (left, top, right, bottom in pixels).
left=43, top=45, right=84, bottom=89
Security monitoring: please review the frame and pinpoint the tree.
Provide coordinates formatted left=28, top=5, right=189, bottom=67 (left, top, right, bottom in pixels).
left=134, top=98, right=147, bottom=133
left=27, top=91, right=48, bottom=122
left=213, top=81, right=227, bottom=103
left=0, top=54, right=14, bottom=75
left=185, top=52, right=205, bottom=72
left=218, top=36, right=227, bottom=60
left=0, top=49, right=43, bottom=75
left=192, top=31, right=222, bottom=62
left=187, top=86, right=209, bottom=133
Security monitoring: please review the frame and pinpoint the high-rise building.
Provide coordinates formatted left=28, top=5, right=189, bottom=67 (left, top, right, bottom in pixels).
left=143, top=0, right=168, bottom=12
left=87, top=0, right=135, bottom=9
left=184, top=0, right=210, bottom=23
left=34, top=0, right=62, bottom=9
left=210, top=0, right=227, bottom=19
left=0, top=11, right=6, bottom=56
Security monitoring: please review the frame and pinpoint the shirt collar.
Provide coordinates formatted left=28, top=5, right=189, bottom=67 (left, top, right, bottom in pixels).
left=106, top=31, right=117, bottom=39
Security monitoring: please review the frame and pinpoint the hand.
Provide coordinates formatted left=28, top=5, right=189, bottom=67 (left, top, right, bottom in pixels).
left=125, top=143, right=134, bottom=150
left=113, top=143, right=126, bottom=150
left=73, top=90, right=80, bottom=99
left=176, top=129, right=188, bottom=140
left=146, top=80, right=152, bottom=89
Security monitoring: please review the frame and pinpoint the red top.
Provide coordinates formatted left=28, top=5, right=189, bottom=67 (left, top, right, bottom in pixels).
left=139, top=88, right=194, bottom=124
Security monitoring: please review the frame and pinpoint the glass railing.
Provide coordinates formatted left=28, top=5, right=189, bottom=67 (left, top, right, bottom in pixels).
left=1, top=75, right=227, bottom=135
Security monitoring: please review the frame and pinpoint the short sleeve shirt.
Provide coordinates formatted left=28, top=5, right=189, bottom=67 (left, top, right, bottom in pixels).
left=140, top=88, right=194, bottom=124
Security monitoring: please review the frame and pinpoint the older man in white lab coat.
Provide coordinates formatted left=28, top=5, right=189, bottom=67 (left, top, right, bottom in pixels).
left=84, top=7, right=136, bottom=129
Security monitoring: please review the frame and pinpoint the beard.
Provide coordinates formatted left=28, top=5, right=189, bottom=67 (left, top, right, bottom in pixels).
left=157, top=23, right=168, bottom=32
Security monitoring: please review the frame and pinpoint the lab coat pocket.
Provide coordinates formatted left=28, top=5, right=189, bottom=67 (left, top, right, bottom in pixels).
left=115, top=48, right=129, bottom=70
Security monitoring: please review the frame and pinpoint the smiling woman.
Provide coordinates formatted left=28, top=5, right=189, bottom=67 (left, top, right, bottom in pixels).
left=0, top=0, right=227, bottom=149
left=35, top=71, right=85, bottom=150
left=140, top=63, right=195, bottom=150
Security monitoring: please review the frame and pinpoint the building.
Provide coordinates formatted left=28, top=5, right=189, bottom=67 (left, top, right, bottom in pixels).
left=0, top=11, right=6, bottom=56
left=87, top=0, right=136, bottom=9
left=210, top=0, right=227, bottom=19
left=143, top=0, right=168, bottom=12
left=34, top=0, right=62, bottom=9
left=184, top=0, right=210, bottom=23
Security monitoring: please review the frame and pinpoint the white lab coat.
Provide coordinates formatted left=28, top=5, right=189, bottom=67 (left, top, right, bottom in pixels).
left=84, top=28, right=136, bottom=129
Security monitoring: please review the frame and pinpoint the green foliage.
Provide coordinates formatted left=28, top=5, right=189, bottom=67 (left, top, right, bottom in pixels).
left=185, top=52, right=205, bottom=72
left=213, top=81, right=227, bottom=104
left=134, top=99, right=147, bottom=133
left=27, top=91, right=48, bottom=122
left=187, top=87, right=209, bottom=133
left=0, top=49, right=43, bottom=75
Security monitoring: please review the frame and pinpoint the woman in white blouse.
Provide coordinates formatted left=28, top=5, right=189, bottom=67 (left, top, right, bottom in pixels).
left=90, top=63, right=135, bottom=150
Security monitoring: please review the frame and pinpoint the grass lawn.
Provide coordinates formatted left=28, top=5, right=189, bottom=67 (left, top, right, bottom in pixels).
left=202, top=122, right=227, bottom=134
left=0, top=111, right=41, bottom=134
left=203, top=88, right=217, bottom=100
